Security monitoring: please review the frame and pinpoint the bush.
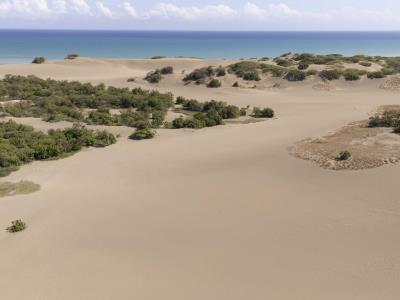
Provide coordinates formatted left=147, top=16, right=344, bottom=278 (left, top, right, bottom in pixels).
left=6, top=219, right=26, bottom=233
left=252, top=107, right=274, bottom=118
left=215, top=66, right=226, bottom=77
left=284, top=69, right=306, bottom=81
left=151, top=56, right=166, bottom=59
left=262, top=64, right=287, bottom=77
left=243, top=71, right=261, bottom=81
left=228, top=61, right=260, bottom=78
left=160, top=66, right=173, bottom=74
left=129, top=128, right=155, bottom=140
left=369, top=110, right=400, bottom=128
left=127, top=78, right=135, bottom=82
left=367, top=71, right=385, bottom=79
left=183, top=66, right=214, bottom=82
left=319, top=69, right=342, bottom=80
left=298, top=62, right=309, bottom=70
left=65, top=54, right=79, bottom=60
left=145, top=70, right=162, bottom=83
left=359, top=61, right=372, bottom=67
left=337, top=151, right=351, bottom=161
left=232, top=81, right=239, bottom=87
left=343, top=69, right=361, bottom=81
left=32, top=57, right=45, bottom=64
left=207, top=79, right=221, bottom=88
left=274, top=58, right=293, bottom=67
left=306, top=69, right=318, bottom=76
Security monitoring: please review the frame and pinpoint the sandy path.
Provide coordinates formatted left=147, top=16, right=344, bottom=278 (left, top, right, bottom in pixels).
left=0, top=58, right=400, bottom=299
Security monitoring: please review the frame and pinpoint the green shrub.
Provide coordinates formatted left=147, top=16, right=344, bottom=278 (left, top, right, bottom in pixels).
left=359, top=61, right=372, bottom=67
left=160, top=66, right=173, bottom=74
left=367, top=71, right=385, bottom=79
left=6, top=219, right=26, bottom=233
left=369, top=110, right=400, bottom=128
left=127, top=78, right=135, bottom=82
left=337, top=151, right=351, bottom=161
left=32, top=57, right=45, bottom=64
left=232, top=81, right=239, bottom=87
left=207, top=79, right=222, bottom=88
left=65, top=54, right=79, bottom=60
left=183, top=66, right=214, bottom=82
left=216, top=66, right=226, bottom=77
left=252, top=107, right=275, bottom=118
left=129, top=128, right=155, bottom=140
left=284, top=69, right=306, bottom=81
left=151, top=56, right=166, bottom=59
left=262, top=64, right=287, bottom=77
left=243, top=71, right=261, bottom=81
left=343, top=69, right=361, bottom=81
left=306, top=69, right=318, bottom=76
left=319, top=69, right=342, bottom=80
left=274, top=58, right=293, bottom=67
left=298, top=62, right=309, bottom=70
left=145, top=70, right=162, bottom=83
left=228, top=61, right=260, bottom=78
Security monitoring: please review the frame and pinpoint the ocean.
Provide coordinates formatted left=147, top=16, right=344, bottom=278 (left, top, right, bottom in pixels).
left=1, top=30, right=400, bottom=63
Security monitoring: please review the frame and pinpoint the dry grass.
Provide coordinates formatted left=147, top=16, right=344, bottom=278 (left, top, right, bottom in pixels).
left=0, top=181, right=40, bottom=198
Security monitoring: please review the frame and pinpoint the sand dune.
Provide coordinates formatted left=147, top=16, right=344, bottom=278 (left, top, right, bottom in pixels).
left=1, top=58, right=400, bottom=299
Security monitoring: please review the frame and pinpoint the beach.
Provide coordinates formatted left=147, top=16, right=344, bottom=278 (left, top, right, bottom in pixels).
left=1, top=57, right=400, bottom=299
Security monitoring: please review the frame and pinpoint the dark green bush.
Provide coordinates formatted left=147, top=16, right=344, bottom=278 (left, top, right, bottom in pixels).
left=337, top=151, right=351, bottom=161
left=319, top=69, right=342, bottom=80
left=228, top=61, right=261, bottom=78
left=127, top=78, right=135, bottom=82
left=145, top=70, right=162, bottom=83
left=367, top=71, right=385, bottom=79
left=32, top=57, right=45, bottom=64
left=0, top=121, right=116, bottom=176
left=183, top=66, right=214, bottom=82
left=252, top=107, right=275, bottom=118
left=65, top=54, right=79, bottom=60
left=243, top=71, right=260, bottom=81
left=343, top=69, right=361, bottom=81
left=274, top=58, right=293, bottom=67
left=6, top=219, right=26, bottom=233
left=129, top=128, right=155, bottom=140
left=262, top=64, right=287, bottom=77
left=232, top=81, right=239, bottom=87
left=369, top=110, right=400, bottom=128
left=298, top=62, right=309, bottom=70
left=215, top=66, right=226, bottom=77
left=207, top=79, right=222, bottom=88
left=284, top=69, right=306, bottom=81
left=151, top=56, right=166, bottom=59
left=160, top=66, right=173, bottom=74
left=359, top=61, right=372, bottom=67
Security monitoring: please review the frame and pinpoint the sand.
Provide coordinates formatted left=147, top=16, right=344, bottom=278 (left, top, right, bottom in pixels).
left=1, top=58, right=400, bottom=299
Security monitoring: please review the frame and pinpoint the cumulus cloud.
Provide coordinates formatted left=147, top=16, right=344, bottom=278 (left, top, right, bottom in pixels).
left=0, top=0, right=52, bottom=16
left=95, top=1, right=112, bottom=17
left=145, top=3, right=238, bottom=20
left=122, top=1, right=138, bottom=18
left=243, top=2, right=265, bottom=19
left=70, top=0, right=92, bottom=15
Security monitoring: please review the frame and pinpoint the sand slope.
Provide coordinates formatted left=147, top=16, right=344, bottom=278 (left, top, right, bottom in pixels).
left=0, top=58, right=400, bottom=299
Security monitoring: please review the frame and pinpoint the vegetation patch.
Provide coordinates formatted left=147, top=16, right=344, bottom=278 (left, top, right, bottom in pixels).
left=183, top=66, right=214, bottom=84
left=65, top=54, right=79, bottom=60
left=0, top=181, right=40, bottom=198
left=32, top=57, right=45, bottom=64
left=0, top=120, right=116, bottom=176
left=129, top=128, right=156, bottom=140
left=6, top=219, right=26, bottom=233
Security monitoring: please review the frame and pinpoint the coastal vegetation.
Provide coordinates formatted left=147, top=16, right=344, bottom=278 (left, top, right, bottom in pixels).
left=0, top=181, right=40, bottom=197
left=207, top=79, right=221, bottom=88
left=6, top=219, right=26, bottom=233
left=65, top=54, right=79, bottom=60
left=0, top=120, right=116, bottom=176
left=337, top=150, right=351, bottom=161
left=183, top=66, right=215, bottom=84
left=129, top=128, right=156, bottom=140
left=252, top=107, right=275, bottom=118
left=0, top=75, right=174, bottom=129
left=145, top=69, right=162, bottom=83
left=32, top=57, right=45, bottom=64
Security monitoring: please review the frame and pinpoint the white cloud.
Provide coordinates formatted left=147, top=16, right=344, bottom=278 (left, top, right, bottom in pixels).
left=0, top=0, right=52, bottom=16
left=70, top=0, right=91, bottom=15
left=95, top=1, right=112, bottom=17
left=122, top=1, right=138, bottom=18
left=52, top=0, right=67, bottom=14
left=146, top=3, right=238, bottom=20
left=243, top=2, right=266, bottom=19
left=268, top=3, right=299, bottom=16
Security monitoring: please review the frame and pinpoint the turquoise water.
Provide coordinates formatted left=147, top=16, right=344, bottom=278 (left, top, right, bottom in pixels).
left=1, top=30, right=400, bottom=63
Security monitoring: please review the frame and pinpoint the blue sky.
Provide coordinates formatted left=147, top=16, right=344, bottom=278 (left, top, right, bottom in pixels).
left=0, top=0, right=400, bottom=30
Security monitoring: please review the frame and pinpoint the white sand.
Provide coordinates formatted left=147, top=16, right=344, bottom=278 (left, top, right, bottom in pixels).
left=0, top=58, right=400, bottom=299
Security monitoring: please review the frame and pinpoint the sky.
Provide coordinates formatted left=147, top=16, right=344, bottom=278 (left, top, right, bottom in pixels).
left=0, top=0, right=400, bottom=30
